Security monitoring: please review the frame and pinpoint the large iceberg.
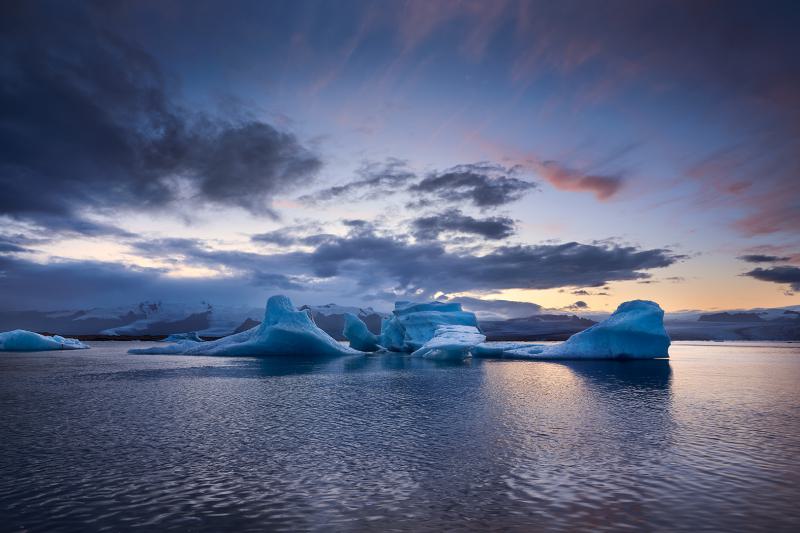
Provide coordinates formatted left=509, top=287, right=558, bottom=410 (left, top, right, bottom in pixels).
left=411, top=325, right=485, bottom=360
left=378, top=301, right=480, bottom=352
left=129, top=295, right=359, bottom=357
left=0, top=329, right=89, bottom=351
left=342, top=313, right=382, bottom=352
left=474, top=300, right=670, bottom=360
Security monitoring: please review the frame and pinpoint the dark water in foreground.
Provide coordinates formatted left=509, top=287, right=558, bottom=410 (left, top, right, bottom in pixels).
left=1, top=341, right=799, bottom=532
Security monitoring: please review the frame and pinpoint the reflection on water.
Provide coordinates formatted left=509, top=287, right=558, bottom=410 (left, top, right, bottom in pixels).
left=0, top=342, right=798, bottom=531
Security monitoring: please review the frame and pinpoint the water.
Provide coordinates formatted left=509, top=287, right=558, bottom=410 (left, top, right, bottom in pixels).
left=1, top=341, right=799, bottom=532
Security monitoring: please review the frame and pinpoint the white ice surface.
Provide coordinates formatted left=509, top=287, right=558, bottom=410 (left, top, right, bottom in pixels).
left=411, top=325, right=486, bottom=360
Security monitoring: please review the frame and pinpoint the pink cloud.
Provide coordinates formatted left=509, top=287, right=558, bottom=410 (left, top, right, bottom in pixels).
left=535, top=161, right=623, bottom=200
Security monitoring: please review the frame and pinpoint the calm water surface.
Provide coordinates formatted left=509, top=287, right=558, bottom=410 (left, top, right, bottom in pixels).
left=1, top=341, right=799, bottom=532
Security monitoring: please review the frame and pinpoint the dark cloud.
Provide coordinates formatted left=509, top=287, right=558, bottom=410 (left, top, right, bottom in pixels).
left=306, top=229, right=681, bottom=295
left=0, top=253, right=305, bottom=311
left=408, top=163, right=536, bottom=209
left=299, top=159, right=414, bottom=203
left=135, top=230, right=681, bottom=297
left=251, top=230, right=299, bottom=247
left=743, top=266, right=800, bottom=291
left=411, top=209, right=515, bottom=241
left=0, top=242, right=28, bottom=253
left=0, top=223, right=681, bottom=309
left=571, top=289, right=590, bottom=296
left=738, top=254, right=792, bottom=264
left=565, top=301, right=588, bottom=311
left=251, top=221, right=323, bottom=247
left=0, top=2, right=320, bottom=234
left=301, top=160, right=535, bottom=210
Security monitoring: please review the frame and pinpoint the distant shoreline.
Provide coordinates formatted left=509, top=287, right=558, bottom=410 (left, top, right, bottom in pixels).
left=39, top=333, right=574, bottom=343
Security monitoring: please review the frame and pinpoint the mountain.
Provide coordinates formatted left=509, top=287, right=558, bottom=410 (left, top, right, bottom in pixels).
left=299, top=304, right=385, bottom=340
left=0, top=301, right=260, bottom=338
left=480, top=314, right=597, bottom=341
left=665, top=307, right=800, bottom=341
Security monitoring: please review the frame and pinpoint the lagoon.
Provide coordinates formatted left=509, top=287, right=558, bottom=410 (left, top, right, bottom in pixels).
left=1, top=341, right=799, bottom=531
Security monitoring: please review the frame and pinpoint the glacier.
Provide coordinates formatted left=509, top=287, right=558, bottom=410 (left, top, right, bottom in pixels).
left=411, top=325, right=485, bottom=360
left=342, top=313, right=382, bottom=352
left=0, top=329, right=89, bottom=351
left=129, top=295, right=359, bottom=357
left=474, top=300, right=670, bottom=360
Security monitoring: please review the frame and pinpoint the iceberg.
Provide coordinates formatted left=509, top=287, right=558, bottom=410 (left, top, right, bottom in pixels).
left=379, top=301, right=480, bottom=352
left=0, top=329, right=89, bottom=351
left=129, top=295, right=360, bottom=357
left=342, top=313, right=382, bottom=352
left=411, top=325, right=485, bottom=360
left=482, top=300, right=670, bottom=360
left=161, top=332, right=203, bottom=342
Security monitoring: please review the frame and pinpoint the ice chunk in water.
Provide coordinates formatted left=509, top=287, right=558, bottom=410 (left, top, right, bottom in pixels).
left=500, top=300, right=670, bottom=359
left=129, top=295, right=360, bottom=357
left=0, top=329, right=89, bottom=351
left=380, top=301, right=480, bottom=352
left=342, top=313, right=381, bottom=352
left=411, top=325, right=485, bottom=360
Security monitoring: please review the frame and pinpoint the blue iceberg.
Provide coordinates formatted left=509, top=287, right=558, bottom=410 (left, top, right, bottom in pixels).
left=129, top=295, right=359, bottom=357
left=474, top=300, right=670, bottom=360
left=342, top=313, right=382, bottom=352
left=0, top=329, right=89, bottom=351
left=378, top=301, right=480, bottom=352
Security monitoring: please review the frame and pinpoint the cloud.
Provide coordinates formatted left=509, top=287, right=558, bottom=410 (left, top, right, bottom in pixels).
left=135, top=229, right=683, bottom=297
left=408, top=163, right=536, bottom=209
left=738, top=254, right=791, bottom=264
left=0, top=2, right=320, bottom=234
left=535, top=161, right=623, bottom=200
left=299, top=159, right=414, bottom=203
left=443, top=296, right=542, bottom=320
left=306, top=228, right=681, bottom=295
left=1, top=222, right=681, bottom=309
left=571, top=289, right=590, bottom=296
left=301, top=160, right=536, bottom=211
left=743, top=266, right=800, bottom=291
left=411, top=209, right=515, bottom=240
left=564, top=300, right=588, bottom=311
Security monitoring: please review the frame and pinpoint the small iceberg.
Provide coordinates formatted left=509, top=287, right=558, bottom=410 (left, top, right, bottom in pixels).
left=0, top=329, right=89, bottom=351
left=411, top=325, right=485, bottom=360
left=129, top=295, right=359, bottom=357
left=474, top=300, right=670, bottom=359
left=161, top=332, right=203, bottom=343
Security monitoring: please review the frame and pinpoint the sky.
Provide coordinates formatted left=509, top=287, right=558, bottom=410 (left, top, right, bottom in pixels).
left=1, top=0, right=799, bottom=313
